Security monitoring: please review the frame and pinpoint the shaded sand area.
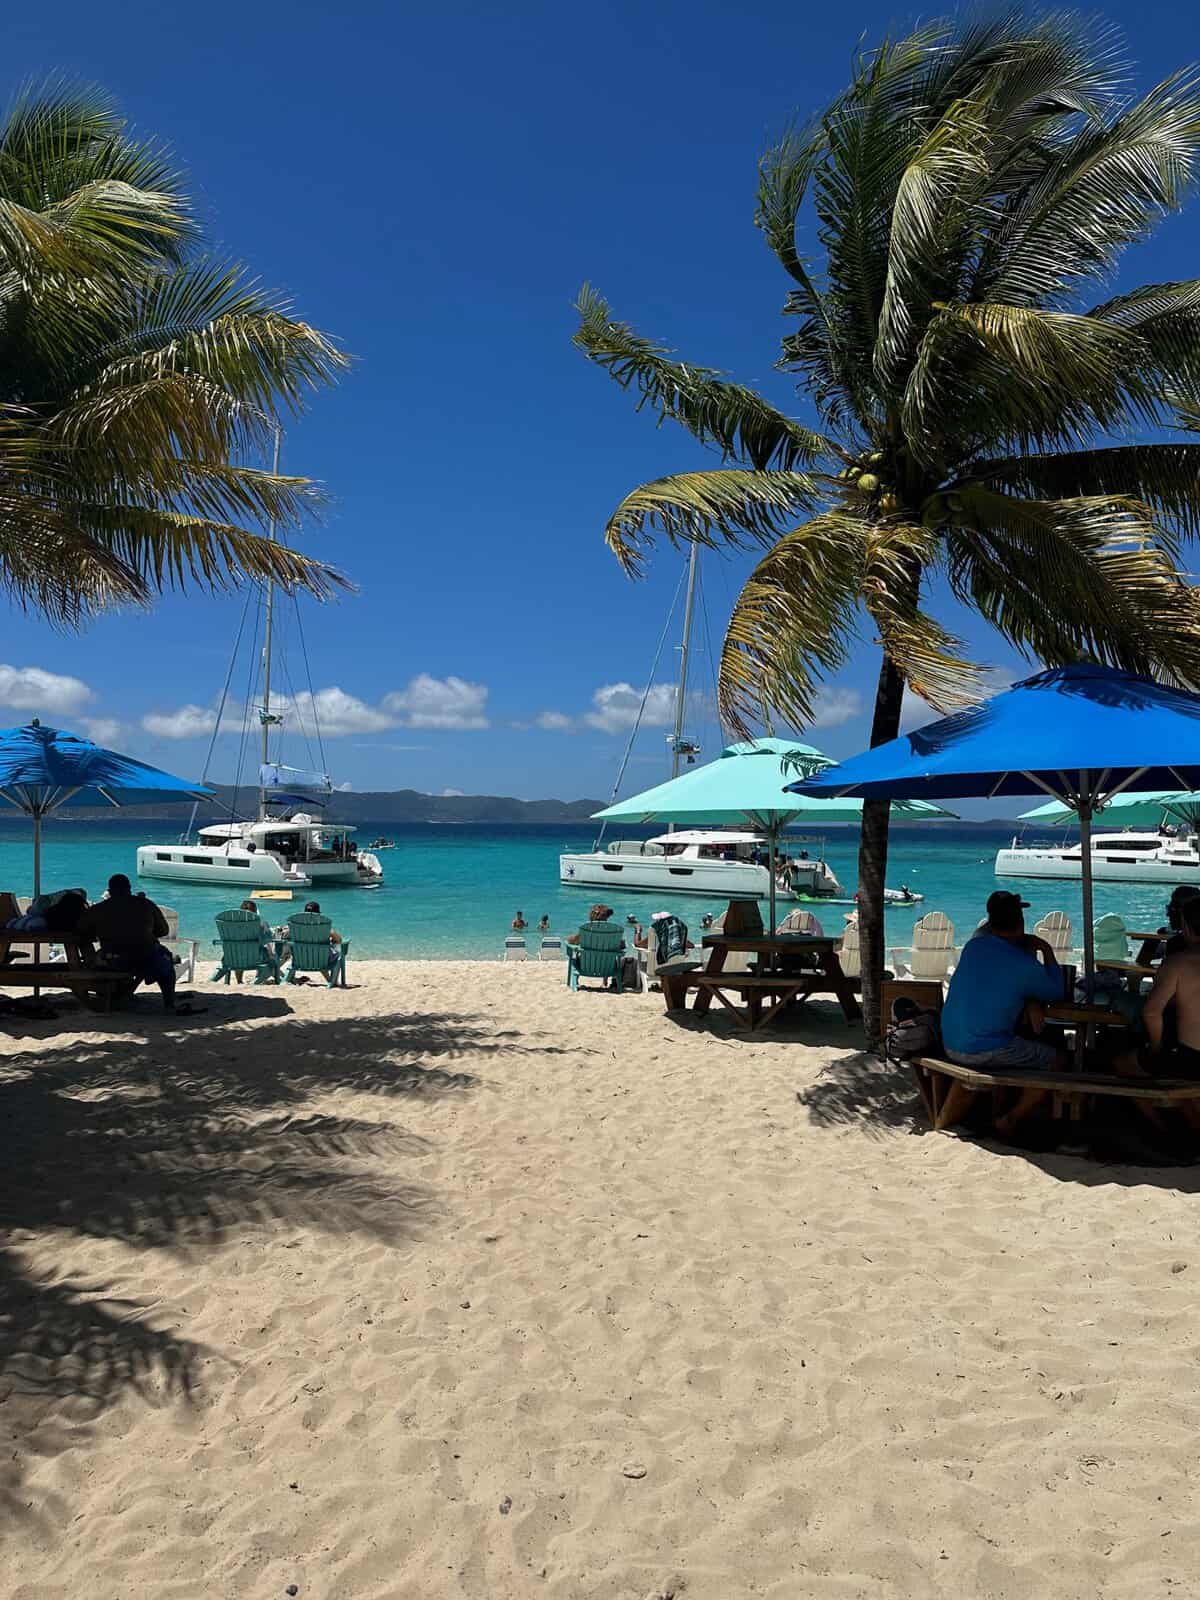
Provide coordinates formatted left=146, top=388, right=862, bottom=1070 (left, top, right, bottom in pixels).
left=3, top=961, right=1200, bottom=1598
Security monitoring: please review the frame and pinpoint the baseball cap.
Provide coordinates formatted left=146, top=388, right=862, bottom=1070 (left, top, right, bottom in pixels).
left=986, top=889, right=1030, bottom=929
left=651, top=910, right=670, bottom=922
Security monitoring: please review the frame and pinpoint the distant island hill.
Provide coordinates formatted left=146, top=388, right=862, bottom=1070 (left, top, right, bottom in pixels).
left=8, top=785, right=609, bottom=825
left=0, top=785, right=1023, bottom=827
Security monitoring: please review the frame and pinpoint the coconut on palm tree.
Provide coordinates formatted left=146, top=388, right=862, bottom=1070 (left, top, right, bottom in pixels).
left=574, top=12, right=1200, bottom=1039
left=0, top=81, right=347, bottom=626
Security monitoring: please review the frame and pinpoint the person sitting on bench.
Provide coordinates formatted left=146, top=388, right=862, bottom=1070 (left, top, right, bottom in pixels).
left=77, top=874, right=177, bottom=1012
left=941, top=890, right=1067, bottom=1134
left=1139, top=896, right=1200, bottom=1079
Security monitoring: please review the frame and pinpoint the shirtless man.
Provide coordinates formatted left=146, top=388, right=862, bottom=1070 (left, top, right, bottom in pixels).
left=1141, top=894, right=1200, bottom=1078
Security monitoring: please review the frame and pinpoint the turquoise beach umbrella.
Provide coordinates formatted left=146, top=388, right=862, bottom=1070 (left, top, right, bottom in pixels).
left=1020, top=789, right=1200, bottom=829
left=594, top=737, right=955, bottom=927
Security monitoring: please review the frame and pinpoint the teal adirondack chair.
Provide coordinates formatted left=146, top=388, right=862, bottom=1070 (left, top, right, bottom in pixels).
left=285, top=912, right=349, bottom=987
left=1093, top=913, right=1130, bottom=963
left=212, top=909, right=281, bottom=984
left=566, top=922, right=625, bottom=992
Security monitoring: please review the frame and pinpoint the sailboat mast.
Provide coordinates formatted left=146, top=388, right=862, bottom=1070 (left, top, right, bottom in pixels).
left=671, top=541, right=699, bottom=780
left=258, top=426, right=282, bottom=819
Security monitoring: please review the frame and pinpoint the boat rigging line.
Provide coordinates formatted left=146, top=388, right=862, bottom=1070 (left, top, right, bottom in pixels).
left=591, top=561, right=687, bottom=854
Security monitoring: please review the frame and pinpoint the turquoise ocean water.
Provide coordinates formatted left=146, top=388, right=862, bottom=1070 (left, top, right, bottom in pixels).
left=0, top=818, right=1186, bottom=958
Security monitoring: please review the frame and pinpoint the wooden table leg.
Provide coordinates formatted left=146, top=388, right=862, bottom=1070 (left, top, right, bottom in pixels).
left=692, top=946, right=727, bottom=1015
left=661, top=971, right=689, bottom=1011
left=820, top=950, right=861, bottom=1023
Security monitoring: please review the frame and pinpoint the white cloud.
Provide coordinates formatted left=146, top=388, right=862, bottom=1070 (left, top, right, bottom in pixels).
left=383, top=674, right=489, bottom=730
left=0, top=663, right=93, bottom=716
left=806, top=686, right=864, bottom=730
left=142, top=704, right=218, bottom=740
left=535, top=710, right=574, bottom=732
left=335, top=780, right=353, bottom=792
left=80, top=717, right=125, bottom=745
left=584, top=682, right=679, bottom=734
left=441, top=787, right=464, bottom=797
left=141, top=673, right=492, bottom=744
left=276, top=687, right=394, bottom=737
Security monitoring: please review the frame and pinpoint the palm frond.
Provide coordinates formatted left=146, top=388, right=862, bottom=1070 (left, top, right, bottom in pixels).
left=574, top=286, right=832, bottom=468
left=601, top=469, right=821, bottom=574
left=874, top=98, right=989, bottom=392
left=717, top=512, right=867, bottom=735
left=945, top=486, right=1200, bottom=685
left=71, top=503, right=348, bottom=600
left=974, top=444, right=1200, bottom=538
left=904, top=300, right=1154, bottom=459
left=979, top=67, right=1200, bottom=306
left=861, top=521, right=981, bottom=708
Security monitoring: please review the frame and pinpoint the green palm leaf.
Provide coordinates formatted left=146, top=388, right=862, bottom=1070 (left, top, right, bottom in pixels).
left=574, top=285, right=832, bottom=469
left=602, top=469, right=821, bottom=574
left=0, top=81, right=346, bottom=619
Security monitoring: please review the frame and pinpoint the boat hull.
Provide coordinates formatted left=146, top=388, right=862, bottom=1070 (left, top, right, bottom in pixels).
left=137, top=845, right=362, bottom=888
left=995, top=846, right=1200, bottom=885
left=560, top=850, right=769, bottom=897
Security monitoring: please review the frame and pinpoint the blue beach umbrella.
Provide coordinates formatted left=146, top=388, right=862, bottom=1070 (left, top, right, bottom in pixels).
left=785, top=664, right=1200, bottom=988
left=0, top=720, right=209, bottom=895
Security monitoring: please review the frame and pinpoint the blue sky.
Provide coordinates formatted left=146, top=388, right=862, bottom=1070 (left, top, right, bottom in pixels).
left=3, top=0, right=1197, bottom=809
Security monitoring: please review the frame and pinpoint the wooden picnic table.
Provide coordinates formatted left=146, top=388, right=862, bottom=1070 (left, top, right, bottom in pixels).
left=1044, top=999, right=1130, bottom=1110
left=1096, top=957, right=1158, bottom=993
left=660, top=933, right=860, bottom=1030
left=0, top=928, right=131, bottom=1012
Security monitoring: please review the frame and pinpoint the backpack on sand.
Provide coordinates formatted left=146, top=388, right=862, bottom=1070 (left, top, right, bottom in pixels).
left=884, top=997, right=942, bottom=1064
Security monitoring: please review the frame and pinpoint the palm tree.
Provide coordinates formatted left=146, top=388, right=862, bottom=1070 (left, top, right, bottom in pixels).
left=574, top=13, right=1200, bottom=1039
left=0, top=81, right=348, bottom=625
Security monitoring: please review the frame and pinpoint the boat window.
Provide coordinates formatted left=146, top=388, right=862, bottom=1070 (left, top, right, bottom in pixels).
left=156, top=852, right=174, bottom=861
left=183, top=855, right=210, bottom=865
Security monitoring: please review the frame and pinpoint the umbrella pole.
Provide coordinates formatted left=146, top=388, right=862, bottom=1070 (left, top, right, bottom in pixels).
left=32, top=808, right=41, bottom=899
left=768, top=827, right=777, bottom=938
left=1079, top=778, right=1095, bottom=1002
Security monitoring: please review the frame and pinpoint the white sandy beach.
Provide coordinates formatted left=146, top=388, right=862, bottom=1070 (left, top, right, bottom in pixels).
left=3, top=959, right=1200, bottom=1599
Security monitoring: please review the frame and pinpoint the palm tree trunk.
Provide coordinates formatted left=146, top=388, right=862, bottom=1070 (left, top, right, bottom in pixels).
left=855, top=652, right=906, bottom=1047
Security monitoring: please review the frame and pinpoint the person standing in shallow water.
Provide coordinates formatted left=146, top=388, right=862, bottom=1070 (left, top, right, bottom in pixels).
left=511, top=911, right=528, bottom=931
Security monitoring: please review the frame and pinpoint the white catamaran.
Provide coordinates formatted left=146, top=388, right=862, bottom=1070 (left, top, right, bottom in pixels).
left=137, top=433, right=383, bottom=891
left=996, top=828, right=1200, bottom=886
left=559, top=546, right=848, bottom=901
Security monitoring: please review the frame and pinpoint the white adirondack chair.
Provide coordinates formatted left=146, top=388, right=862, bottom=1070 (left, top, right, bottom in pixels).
left=1033, top=911, right=1073, bottom=962
left=501, top=935, right=528, bottom=962
left=159, top=904, right=199, bottom=982
left=710, top=910, right=755, bottom=973
left=838, top=913, right=862, bottom=979
left=890, top=911, right=957, bottom=981
left=775, top=907, right=825, bottom=936
left=537, top=935, right=564, bottom=960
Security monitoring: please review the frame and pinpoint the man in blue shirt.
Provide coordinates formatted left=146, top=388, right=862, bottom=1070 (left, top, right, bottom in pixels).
left=942, top=891, right=1067, bottom=1077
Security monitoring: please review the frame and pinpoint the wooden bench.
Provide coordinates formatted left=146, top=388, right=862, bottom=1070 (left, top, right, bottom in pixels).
left=914, top=1055, right=1200, bottom=1132
left=0, top=931, right=135, bottom=1014
left=691, top=972, right=854, bottom=1031
left=0, top=963, right=134, bottom=1013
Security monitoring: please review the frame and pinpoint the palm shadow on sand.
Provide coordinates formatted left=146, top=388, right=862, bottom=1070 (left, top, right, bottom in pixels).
left=0, top=1001, right=569, bottom=1526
